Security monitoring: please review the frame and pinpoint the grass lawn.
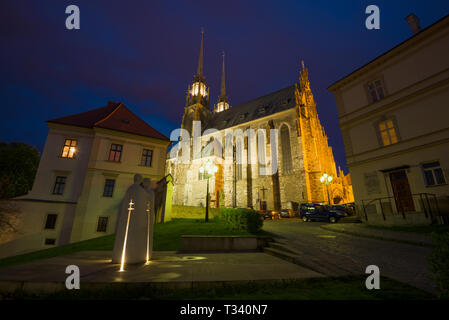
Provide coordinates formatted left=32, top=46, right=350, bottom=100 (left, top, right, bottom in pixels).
left=6, top=275, right=435, bottom=300
left=0, top=218, right=270, bottom=269
left=367, top=224, right=449, bottom=235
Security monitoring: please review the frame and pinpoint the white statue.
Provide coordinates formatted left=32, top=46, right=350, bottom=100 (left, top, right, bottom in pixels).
left=112, top=174, right=151, bottom=264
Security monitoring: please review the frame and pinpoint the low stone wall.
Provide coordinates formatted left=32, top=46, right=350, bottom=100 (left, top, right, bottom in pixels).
left=169, top=205, right=221, bottom=220
left=179, top=236, right=272, bottom=252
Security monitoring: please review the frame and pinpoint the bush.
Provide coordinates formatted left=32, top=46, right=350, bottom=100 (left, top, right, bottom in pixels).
left=429, top=232, right=449, bottom=299
left=220, top=208, right=263, bottom=233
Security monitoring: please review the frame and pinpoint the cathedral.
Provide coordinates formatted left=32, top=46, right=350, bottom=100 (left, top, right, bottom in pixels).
left=166, top=31, right=354, bottom=211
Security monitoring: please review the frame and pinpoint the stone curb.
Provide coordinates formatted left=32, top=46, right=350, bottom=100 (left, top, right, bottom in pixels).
left=0, top=278, right=320, bottom=296
left=319, top=225, right=435, bottom=248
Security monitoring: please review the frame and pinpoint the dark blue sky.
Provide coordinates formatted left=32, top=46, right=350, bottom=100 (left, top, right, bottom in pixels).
left=1, top=1, right=449, bottom=173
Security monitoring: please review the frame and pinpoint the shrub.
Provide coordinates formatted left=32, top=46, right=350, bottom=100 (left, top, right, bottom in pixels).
left=428, top=231, right=449, bottom=299
left=220, top=208, right=263, bottom=233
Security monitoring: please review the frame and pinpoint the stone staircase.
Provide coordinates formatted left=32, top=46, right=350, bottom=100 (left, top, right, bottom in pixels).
left=263, top=238, right=351, bottom=277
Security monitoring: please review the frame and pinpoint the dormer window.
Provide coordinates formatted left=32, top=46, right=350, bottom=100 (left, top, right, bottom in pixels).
left=258, top=107, right=266, bottom=115
left=61, top=139, right=77, bottom=158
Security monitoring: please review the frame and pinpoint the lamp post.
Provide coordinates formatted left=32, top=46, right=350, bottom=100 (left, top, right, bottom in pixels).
left=199, top=160, right=218, bottom=222
left=320, top=173, right=333, bottom=205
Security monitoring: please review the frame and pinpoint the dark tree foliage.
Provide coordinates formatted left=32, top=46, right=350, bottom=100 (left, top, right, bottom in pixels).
left=0, top=142, right=40, bottom=199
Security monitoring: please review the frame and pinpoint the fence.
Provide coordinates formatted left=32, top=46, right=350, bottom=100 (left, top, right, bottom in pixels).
left=361, top=193, right=448, bottom=224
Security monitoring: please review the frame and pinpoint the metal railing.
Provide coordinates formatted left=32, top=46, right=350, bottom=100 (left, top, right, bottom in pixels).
left=361, top=193, right=441, bottom=222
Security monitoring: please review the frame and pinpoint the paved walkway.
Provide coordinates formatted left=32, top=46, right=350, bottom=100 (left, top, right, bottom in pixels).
left=0, top=251, right=323, bottom=294
left=320, top=224, right=434, bottom=247
left=262, top=219, right=436, bottom=294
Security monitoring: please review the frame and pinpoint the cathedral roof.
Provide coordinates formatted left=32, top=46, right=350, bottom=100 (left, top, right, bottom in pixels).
left=205, top=85, right=296, bottom=131
left=47, top=101, right=169, bottom=141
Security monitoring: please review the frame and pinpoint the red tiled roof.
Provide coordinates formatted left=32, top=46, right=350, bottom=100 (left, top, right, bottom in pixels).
left=47, top=102, right=169, bottom=141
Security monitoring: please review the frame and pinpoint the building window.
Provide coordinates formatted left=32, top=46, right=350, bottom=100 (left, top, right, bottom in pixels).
left=281, top=125, right=293, bottom=174
left=97, top=217, right=109, bottom=232
left=422, top=162, right=446, bottom=186
left=367, top=79, right=385, bottom=103
left=45, top=238, right=56, bottom=245
left=52, top=176, right=66, bottom=195
left=108, top=144, right=123, bottom=162
left=141, top=149, right=153, bottom=167
left=61, top=139, right=77, bottom=158
left=44, top=214, right=58, bottom=230
left=379, top=119, right=398, bottom=146
left=103, top=179, right=115, bottom=197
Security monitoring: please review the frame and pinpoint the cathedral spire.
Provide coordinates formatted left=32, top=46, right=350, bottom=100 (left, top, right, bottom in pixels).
left=214, top=51, right=230, bottom=113
left=219, top=51, right=227, bottom=102
left=195, top=28, right=205, bottom=82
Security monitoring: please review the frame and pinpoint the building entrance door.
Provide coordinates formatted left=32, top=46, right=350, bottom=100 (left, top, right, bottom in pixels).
left=389, top=170, right=415, bottom=212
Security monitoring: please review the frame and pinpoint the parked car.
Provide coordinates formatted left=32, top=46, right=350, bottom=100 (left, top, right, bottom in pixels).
left=299, top=203, right=346, bottom=223
left=331, top=204, right=354, bottom=216
left=280, top=209, right=293, bottom=218
left=260, top=210, right=271, bottom=220
left=261, top=210, right=281, bottom=220
left=271, top=210, right=281, bottom=220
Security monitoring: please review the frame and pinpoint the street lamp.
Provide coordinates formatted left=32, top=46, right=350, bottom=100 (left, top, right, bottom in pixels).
left=320, top=173, right=333, bottom=205
left=199, top=160, right=218, bottom=222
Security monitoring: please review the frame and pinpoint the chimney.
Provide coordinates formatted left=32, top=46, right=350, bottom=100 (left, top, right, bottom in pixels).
left=405, top=13, right=422, bottom=34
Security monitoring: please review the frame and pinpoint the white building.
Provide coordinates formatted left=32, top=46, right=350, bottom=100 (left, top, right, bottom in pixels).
left=0, top=102, right=171, bottom=258
left=328, top=14, right=449, bottom=225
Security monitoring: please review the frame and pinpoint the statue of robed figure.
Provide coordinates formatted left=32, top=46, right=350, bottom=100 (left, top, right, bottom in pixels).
left=112, top=174, right=155, bottom=265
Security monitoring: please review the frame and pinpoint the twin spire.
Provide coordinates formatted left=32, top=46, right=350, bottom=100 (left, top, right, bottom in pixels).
left=192, top=29, right=229, bottom=113
left=194, top=28, right=205, bottom=83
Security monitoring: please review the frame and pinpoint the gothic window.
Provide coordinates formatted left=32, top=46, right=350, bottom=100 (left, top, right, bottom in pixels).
left=281, top=125, right=293, bottom=174
left=257, top=129, right=267, bottom=176
left=235, top=139, right=243, bottom=180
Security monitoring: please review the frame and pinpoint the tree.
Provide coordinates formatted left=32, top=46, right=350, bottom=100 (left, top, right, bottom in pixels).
left=0, top=200, right=22, bottom=243
left=0, top=142, right=40, bottom=199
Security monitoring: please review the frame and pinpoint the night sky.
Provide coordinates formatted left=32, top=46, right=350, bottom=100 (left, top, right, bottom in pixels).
left=1, top=1, right=449, bottom=173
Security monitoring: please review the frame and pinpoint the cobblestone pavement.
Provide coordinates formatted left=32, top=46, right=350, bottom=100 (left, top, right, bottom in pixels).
left=262, top=218, right=435, bottom=293
left=320, top=223, right=433, bottom=247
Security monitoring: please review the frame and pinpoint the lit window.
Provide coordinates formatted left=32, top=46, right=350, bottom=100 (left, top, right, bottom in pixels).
left=367, top=80, right=385, bottom=103
left=97, top=217, right=109, bottom=232
left=141, top=149, right=153, bottom=167
left=379, top=120, right=398, bottom=146
left=103, top=179, right=115, bottom=197
left=108, top=144, right=122, bottom=162
left=53, top=176, right=66, bottom=195
left=61, top=139, right=77, bottom=158
left=422, top=162, right=446, bottom=186
left=44, top=214, right=58, bottom=229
